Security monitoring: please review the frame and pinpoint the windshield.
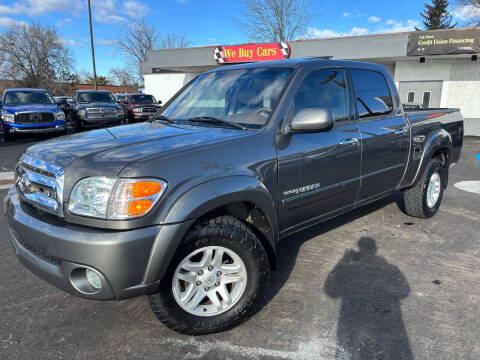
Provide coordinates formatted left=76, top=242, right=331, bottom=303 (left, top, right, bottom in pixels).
left=4, top=91, right=55, bottom=106
left=130, top=95, right=156, bottom=104
left=160, top=67, right=294, bottom=128
left=77, top=92, right=115, bottom=103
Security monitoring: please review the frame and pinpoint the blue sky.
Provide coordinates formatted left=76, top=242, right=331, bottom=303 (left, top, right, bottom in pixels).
left=0, top=0, right=476, bottom=77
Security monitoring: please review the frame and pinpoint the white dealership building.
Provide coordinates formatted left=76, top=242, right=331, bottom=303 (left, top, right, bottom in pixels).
left=141, top=27, right=480, bottom=136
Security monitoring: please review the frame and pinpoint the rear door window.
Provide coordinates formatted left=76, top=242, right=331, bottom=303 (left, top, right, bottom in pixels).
left=351, top=69, right=393, bottom=118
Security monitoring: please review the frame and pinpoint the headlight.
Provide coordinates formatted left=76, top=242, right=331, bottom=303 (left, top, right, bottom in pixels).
left=55, top=111, right=65, bottom=120
left=68, top=177, right=167, bottom=220
left=78, top=109, right=86, bottom=118
left=1, top=113, right=14, bottom=123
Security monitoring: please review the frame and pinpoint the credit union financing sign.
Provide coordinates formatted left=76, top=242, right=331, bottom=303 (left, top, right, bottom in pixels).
left=213, top=42, right=290, bottom=64
left=407, top=28, right=480, bottom=56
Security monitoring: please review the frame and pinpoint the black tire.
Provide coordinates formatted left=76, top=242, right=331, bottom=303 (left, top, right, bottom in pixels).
left=403, top=159, right=446, bottom=218
left=73, top=116, right=83, bottom=132
left=3, top=130, right=16, bottom=142
left=148, top=215, right=270, bottom=335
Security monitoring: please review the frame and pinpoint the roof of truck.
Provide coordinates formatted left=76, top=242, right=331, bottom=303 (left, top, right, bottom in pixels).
left=205, top=58, right=387, bottom=74
left=4, top=88, right=48, bottom=92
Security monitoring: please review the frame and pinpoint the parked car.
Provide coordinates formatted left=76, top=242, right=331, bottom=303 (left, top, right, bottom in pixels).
left=4, top=59, right=463, bottom=335
left=114, top=93, right=127, bottom=104
left=120, top=93, right=161, bottom=123
left=53, top=96, right=73, bottom=121
left=0, top=88, right=66, bottom=142
left=71, top=90, right=125, bottom=131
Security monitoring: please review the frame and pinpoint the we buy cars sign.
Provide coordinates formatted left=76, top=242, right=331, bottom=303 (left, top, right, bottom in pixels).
left=213, top=42, right=290, bottom=64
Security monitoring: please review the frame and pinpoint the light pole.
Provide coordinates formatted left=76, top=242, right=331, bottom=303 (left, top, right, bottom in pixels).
left=87, top=0, right=97, bottom=90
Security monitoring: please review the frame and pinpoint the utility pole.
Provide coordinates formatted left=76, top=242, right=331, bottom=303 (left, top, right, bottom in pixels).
left=87, top=0, right=97, bottom=90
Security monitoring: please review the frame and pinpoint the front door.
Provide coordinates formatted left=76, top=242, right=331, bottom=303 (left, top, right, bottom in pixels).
left=277, top=68, right=361, bottom=233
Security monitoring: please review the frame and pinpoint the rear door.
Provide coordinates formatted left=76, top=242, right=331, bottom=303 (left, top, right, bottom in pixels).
left=350, top=69, right=410, bottom=203
left=278, top=67, right=361, bottom=232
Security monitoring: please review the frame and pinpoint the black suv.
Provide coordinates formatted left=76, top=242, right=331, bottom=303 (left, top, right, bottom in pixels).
left=71, top=90, right=125, bottom=131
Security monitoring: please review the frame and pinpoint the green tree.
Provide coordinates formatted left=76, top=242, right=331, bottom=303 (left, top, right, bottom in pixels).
left=417, top=0, right=457, bottom=30
left=85, top=75, right=110, bottom=86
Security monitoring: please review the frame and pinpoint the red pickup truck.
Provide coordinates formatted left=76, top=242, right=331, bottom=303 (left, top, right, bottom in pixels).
left=120, top=93, right=161, bottom=123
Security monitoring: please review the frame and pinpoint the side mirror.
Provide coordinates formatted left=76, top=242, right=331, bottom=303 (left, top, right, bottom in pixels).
left=288, top=108, right=334, bottom=134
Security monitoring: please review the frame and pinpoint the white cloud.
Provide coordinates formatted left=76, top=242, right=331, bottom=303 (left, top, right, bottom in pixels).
left=0, top=16, right=26, bottom=28
left=92, top=0, right=150, bottom=24
left=58, top=38, right=86, bottom=47
left=378, top=19, right=420, bottom=33
left=96, top=39, right=117, bottom=45
left=0, top=0, right=83, bottom=17
left=122, top=1, right=149, bottom=19
left=342, top=12, right=351, bottom=18
left=301, top=27, right=369, bottom=39
left=451, top=4, right=480, bottom=21
left=368, top=16, right=381, bottom=23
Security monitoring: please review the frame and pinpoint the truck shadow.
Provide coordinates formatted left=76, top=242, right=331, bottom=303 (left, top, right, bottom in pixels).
left=264, top=193, right=413, bottom=359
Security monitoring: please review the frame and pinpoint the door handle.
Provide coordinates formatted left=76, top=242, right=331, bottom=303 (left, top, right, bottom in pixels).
left=395, top=128, right=408, bottom=135
left=340, top=137, right=359, bottom=146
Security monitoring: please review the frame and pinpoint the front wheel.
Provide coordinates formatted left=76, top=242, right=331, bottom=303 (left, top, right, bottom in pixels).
left=403, top=159, right=446, bottom=218
left=148, top=216, right=270, bottom=335
left=3, top=129, right=16, bottom=142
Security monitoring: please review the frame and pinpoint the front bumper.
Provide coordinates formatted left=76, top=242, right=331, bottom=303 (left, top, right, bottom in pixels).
left=80, top=116, right=124, bottom=128
left=4, top=191, right=164, bottom=300
left=3, top=121, right=66, bottom=133
left=131, top=112, right=155, bottom=121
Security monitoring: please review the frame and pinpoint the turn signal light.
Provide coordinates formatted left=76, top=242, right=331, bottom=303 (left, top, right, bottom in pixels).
left=132, top=181, right=163, bottom=198
left=128, top=199, right=153, bottom=216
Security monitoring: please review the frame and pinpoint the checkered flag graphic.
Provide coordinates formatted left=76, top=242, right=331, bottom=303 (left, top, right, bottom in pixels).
left=214, top=46, right=225, bottom=63
left=278, top=42, right=289, bottom=58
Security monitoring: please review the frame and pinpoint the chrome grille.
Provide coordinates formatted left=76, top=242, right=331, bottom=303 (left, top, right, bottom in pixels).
left=15, top=154, right=64, bottom=216
left=86, top=108, right=117, bottom=118
left=15, top=112, right=55, bottom=124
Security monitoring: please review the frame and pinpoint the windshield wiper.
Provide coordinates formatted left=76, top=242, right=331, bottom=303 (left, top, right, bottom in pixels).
left=187, top=116, right=246, bottom=130
left=153, top=115, right=177, bottom=124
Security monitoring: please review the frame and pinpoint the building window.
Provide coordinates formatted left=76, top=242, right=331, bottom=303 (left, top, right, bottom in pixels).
left=422, top=92, right=431, bottom=108
left=407, top=92, right=415, bottom=103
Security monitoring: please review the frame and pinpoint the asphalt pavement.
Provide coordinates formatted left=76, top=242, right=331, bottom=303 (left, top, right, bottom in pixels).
left=0, top=134, right=479, bottom=360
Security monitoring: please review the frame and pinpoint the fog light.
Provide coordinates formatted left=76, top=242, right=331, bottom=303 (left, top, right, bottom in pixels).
left=86, top=268, right=102, bottom=289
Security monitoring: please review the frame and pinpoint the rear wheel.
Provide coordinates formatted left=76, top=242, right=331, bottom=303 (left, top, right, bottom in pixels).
left=148, top=216, right=270, bottom=335
left=403, top=159, right=445, bottom=218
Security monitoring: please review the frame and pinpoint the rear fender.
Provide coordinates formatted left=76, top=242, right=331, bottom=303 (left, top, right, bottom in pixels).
left=410, top=128, right=452, bottom=186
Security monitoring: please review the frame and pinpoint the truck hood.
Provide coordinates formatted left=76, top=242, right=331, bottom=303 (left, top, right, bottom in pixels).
left=2, top=104, right=59, bottom=114
left=25, top=122, right=248, bottom=177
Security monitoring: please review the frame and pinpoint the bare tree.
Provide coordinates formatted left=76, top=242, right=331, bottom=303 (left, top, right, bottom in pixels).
left=160, top=33, right=189, bottom=49
left=237, top=0, right=315, bottom=42
left=116, top=18, right=189, bottom=84
left=109, top=67, right=138, bottom=87
left=0, top=23, right=74, bottom=91
left=456, top=0, right=480, bottom=26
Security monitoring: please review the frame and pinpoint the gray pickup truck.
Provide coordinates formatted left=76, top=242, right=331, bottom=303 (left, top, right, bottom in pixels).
left=4, top=59, right=463, bottom=335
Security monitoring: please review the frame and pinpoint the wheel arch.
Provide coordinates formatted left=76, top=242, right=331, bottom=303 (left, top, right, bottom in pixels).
left=410, top=128, right=452, bottom=187
left=143, top=176, right=278, bottom=284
